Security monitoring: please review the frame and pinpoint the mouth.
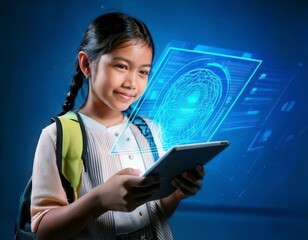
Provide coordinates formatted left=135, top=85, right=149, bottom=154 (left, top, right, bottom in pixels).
left=114, top=91, right=136, bottom=101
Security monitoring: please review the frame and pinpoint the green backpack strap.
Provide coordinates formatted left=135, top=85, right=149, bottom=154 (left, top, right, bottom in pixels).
left=52, top=112, right=87, bottom=202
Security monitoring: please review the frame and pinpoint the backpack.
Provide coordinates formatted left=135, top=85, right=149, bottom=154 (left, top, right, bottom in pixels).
left=14, top=112, right=158, bottom=239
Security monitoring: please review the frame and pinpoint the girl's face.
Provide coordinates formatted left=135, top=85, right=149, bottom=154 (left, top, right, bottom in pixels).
left=87, top=41, right=152, bottom=115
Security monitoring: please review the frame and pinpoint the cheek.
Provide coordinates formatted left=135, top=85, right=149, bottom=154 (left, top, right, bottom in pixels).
left=138, top=79, right=148, bottom=93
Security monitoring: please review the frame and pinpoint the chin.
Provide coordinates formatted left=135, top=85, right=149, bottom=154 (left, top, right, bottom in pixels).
left=112, top=99, right=137, bottom=112
left=114, top=104, right=131, bottom=113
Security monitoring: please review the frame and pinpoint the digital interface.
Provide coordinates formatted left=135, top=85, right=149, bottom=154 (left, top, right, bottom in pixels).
left=3, top=1, right=306, bottom=239
left=111, top=41, right=262, bottom=153
left=109, top=41, right=307, bottom=212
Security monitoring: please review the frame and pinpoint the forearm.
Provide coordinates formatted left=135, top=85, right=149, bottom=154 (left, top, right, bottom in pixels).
left=160, top=191, right=182, bottom=218
left=36, top=188, right=105, bottom=240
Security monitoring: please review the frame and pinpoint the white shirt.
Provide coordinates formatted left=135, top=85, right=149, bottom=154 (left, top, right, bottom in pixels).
left=79, top=113, right=151, bottom=234
left=31, top=113, right=172, bottom=239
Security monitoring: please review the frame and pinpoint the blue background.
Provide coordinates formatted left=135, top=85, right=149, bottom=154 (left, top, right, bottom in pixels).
left=1, top=0, right=307, bottom=239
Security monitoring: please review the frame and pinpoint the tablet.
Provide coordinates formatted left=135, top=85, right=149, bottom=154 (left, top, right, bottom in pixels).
left=142, top=140, right=229, bottom=201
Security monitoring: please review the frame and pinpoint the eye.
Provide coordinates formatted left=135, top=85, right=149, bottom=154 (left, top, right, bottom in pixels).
left=139, top=70, right=150, bottom=76
left=115, top=64, right=128, bottom=70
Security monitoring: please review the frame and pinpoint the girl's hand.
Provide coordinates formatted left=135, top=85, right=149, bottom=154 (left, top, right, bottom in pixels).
left=95, top=168, right=160, bottom=212
left=171, top=164, right=205, bottom=200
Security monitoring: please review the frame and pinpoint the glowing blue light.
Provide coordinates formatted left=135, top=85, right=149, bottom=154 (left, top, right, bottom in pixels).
left=261, top=129, right=272, bottom=142
left=111, top=41, right=262, bottom=154
left=186, top=91, right=200, bottom=104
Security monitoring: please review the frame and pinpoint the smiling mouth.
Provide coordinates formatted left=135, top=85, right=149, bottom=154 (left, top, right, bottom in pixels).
left=115, top=91, right=136, bottom=101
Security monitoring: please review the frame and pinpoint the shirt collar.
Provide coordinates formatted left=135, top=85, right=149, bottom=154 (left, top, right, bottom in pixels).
left=78, top=113, right=128, bottom=132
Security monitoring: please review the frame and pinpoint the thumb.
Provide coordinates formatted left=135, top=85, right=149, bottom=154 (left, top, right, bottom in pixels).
left=116, top=168, right=141, bottom=176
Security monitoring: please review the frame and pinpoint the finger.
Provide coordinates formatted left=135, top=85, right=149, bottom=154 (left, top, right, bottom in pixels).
left=172, top=178, right=193, bottom=196
left=195, top=164, right=206, bottom=179
left=123, top=183, right=160, bottom=206
left=123, top=175, right=160, bottom=194
left=184, top=174, right=202, bottom=192
left=181, top=171, right=202, bottom=189
left=140, top=175, right=161, bottom=187
left=130, top=175, right=161, bottom=196
left=117, top=168, right=141, bottom=176
left=127, top=175, right=161, bottom=188
left=134, top=194, right=156, bottom=207
left=172, top=176, right=199, bottom=196
left=132, top=182, right=160, bottom=198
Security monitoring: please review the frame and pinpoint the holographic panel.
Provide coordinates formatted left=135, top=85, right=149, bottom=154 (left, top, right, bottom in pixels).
left=111, top=42, right=262, bottom=154
left=221, top=69, right=296, bottom=133
left=241, top=69, right=297, bottom=151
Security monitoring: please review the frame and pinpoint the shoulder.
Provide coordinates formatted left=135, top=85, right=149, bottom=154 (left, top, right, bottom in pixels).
left=42, top=122, right=57, bottom=136
left=38, top=122, right=57, bottom=147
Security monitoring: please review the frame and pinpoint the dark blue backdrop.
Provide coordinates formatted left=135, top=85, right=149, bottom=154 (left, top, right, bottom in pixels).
left=1, top=0, right=307, bottom=239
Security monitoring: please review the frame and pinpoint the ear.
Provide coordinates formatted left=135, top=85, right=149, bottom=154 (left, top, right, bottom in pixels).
left=78, top=51, right=91, bottom=78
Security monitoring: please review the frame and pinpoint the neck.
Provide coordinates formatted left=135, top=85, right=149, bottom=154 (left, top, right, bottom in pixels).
left=78, top=104, right=124, bottom=127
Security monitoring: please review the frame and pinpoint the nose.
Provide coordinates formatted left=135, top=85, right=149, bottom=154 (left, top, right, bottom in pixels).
left=123, top=71, right=137, bottom=89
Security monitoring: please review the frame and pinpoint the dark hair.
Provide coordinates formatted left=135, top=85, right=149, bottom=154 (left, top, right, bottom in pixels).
left=59, top=12, right=155, bottom=116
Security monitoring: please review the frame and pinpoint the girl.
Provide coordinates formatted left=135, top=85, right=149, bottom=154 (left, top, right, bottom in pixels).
left=31, top=12, right=205, bottom=240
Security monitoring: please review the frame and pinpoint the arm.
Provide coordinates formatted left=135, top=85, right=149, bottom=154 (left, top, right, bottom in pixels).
left=36, top=168, right=160, bottom=240
left=160, top=190, right=182, bottom=217
left=36, top=185, right=105, bottom=239
left=160, top=165, right=205, bottom=218
left=32, top=126, right=160, bottom=240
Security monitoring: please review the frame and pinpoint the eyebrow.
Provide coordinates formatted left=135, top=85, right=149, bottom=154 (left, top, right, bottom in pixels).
left=112, top=56, right=152, bottom=68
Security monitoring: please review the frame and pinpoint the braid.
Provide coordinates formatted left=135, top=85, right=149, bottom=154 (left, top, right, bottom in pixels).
left=59, top=62, right=84, bottom=116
